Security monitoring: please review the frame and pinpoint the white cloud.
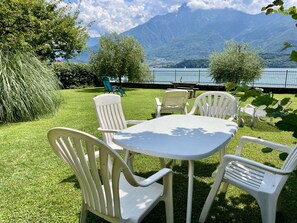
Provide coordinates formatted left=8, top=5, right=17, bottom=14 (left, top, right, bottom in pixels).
left=186, top=0, right=267, bottom=14
left=64, top=0, right=186, bottom=36
left=63, top=0, right=297, bottom=36
left=187, top=0, right=297, bottom=14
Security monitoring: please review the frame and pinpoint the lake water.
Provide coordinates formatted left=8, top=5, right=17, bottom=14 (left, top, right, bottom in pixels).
left=150, top=68, right=297, bottom=88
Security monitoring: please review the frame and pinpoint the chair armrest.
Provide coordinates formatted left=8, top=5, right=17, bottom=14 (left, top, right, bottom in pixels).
left=112, top=85, right=119, bottom=90
left=222, top=154, right=291, bottom=175
left=133, top=168, right=172, bottom=187
left=97, top=127, right=119, bottom=133
left=126, top=120, right=146, bottom=125
left=244, top=104, right=266, bottom=110
left=235, top=136, right=293, bottom=156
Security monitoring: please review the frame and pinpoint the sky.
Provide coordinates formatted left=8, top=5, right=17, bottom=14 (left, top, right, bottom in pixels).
left=61, top=0, right=297, bottom=37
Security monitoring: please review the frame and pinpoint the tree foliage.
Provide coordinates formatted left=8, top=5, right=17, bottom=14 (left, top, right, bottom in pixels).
left=209, top=40, right=265, bottom=84
left=262, top=1, right=297, bottom=62
left=90, top=33, right=152, bottom=84
left=0, top=0, right=89, bottom=61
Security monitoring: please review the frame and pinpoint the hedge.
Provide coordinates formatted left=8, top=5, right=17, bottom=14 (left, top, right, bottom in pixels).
left=51, top=62, right=99, bottom=89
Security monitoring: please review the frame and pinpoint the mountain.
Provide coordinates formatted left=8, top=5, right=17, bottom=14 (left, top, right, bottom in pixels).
left=72, top=5, right=297, bottom=66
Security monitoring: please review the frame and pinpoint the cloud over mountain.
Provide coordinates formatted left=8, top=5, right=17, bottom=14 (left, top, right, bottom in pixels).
left=64, top=0, right=297, bottom=37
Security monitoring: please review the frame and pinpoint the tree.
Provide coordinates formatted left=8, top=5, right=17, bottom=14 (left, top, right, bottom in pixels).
left=262, top=1, right=297, bottom=62
left=209, top=40, right=265, bottom=84
left=0, top=0, right=89, bottom=61
left=90, top=33, right=152, bottom=84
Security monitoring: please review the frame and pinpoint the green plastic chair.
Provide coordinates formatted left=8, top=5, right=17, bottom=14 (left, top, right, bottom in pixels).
left=102, top=76, right=126, bottom=96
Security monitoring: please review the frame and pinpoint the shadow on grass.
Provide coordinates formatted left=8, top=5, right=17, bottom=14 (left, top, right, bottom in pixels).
left=241, top=116, right=282, bottom=133
left=76, top=87, right=137, bottom=94
left=166, top=160, right=219, bottom=178
left=60, top=162, right=297, bottom=223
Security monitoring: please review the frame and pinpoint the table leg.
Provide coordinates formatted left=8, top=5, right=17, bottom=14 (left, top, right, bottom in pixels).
left=211, top=146, right=226, bottom=178
left=186, top=160, right=194, bottom=223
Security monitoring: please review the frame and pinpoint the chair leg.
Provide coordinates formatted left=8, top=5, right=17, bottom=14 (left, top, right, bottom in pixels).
left=212, top=147, right=226, bottom=177
left=124, top=150, right=134, bottom=173
left=159, top=158, right=166, bottom=168
left=172, top=159, right=182, bottom=167
left=80, top=202, right=88, bottom=223
left=220, top=182, right=229, bottom=193
left=199, top=177, right=223, bottom=223
left=257, top=195, right=277, bottom=223
left=163, top=173, right=174, bottom=223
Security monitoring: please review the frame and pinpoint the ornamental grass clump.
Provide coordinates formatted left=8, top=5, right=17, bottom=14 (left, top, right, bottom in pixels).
left=0, top=51, right=61, bottom=122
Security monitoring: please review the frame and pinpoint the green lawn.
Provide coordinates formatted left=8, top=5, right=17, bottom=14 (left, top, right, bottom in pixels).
left=0, top=87, right=296, bottom=223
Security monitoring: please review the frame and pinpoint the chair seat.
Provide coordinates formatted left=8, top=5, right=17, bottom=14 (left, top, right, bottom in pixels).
left=155, top=89, right=189, bottom=118
left=120, top=175, right=163, bottom=221
left=224, top=161, right=280, bottom=193
left=240, top=107, right=267, bottom=118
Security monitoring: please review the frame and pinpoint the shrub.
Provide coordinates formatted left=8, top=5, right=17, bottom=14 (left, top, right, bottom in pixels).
left=0, top=51, right=61, bottom=123
left=51, top=62, right=99, bottom=88
left=209, top=40, right=265, bottom=84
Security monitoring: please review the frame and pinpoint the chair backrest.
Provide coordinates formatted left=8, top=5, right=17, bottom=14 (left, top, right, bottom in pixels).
left=102, top=76, right=113, bottom=92
left=48, top=127, right=136, bottom=222
left=93, top=94, right=127, bottom=146
left=161, top=89, right=188, bottom=112
left=189, top=91, right=237, bottom=120
left=282, top=144, right=297, bottom=172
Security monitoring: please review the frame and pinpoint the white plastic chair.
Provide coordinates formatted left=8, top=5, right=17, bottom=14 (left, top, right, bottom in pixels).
left=48, top=127, right=174, bottom=223
left=188, top=91, right=237, bottom=171
left=155, top=89, right=189, bottom=118
left=93, top=94, right=145, bottom=171
left=188, top=91, right=237, bottom=121
left=239, top=100, right=292, bottom=127
left=199, top=136, right=297, bottom=223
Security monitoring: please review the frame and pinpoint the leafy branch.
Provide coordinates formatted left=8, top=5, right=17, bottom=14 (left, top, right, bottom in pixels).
left=226, top=82, right=297, bottom=137
left=262, top=1, right=297, bottom=61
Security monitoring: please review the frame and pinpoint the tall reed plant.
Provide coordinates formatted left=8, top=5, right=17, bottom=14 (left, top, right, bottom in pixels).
left=0, top=51, right=61, bottom=122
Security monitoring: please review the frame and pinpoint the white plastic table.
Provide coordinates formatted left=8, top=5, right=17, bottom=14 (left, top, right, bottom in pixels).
left=113, top=115, right=238, bottom=223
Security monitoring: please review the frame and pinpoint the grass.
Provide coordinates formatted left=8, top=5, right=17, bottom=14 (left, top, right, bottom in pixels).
left=0, top=87, right=296, bottom=222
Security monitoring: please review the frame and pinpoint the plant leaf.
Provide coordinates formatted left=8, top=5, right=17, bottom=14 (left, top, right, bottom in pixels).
left=290, top=50, right=297, bottom=62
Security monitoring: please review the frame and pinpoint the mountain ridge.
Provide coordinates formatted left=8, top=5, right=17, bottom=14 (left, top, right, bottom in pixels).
left=72, top=5, right=297, bottom=67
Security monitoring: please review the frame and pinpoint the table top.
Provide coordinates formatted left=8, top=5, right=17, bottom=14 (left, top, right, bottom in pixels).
left=113, top=115, right=238, bottom=160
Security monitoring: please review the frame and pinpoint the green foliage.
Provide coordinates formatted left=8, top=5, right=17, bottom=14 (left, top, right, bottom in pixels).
left=227, top=82, right=297, bottom=139
left=90, top=33, right=152, bottom=84
left=0, top=50, right=61, bottom=123
left=0, top=0, right=89, bottom=61
left=51, top=62, right=98, bottom=89
left=262, top=1, right=297, bottom=62
left=209, top=40, right=265, bottom=84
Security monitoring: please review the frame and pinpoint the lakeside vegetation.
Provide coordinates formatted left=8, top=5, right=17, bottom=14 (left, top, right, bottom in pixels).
left=0, top=87, right=296, bottom=222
